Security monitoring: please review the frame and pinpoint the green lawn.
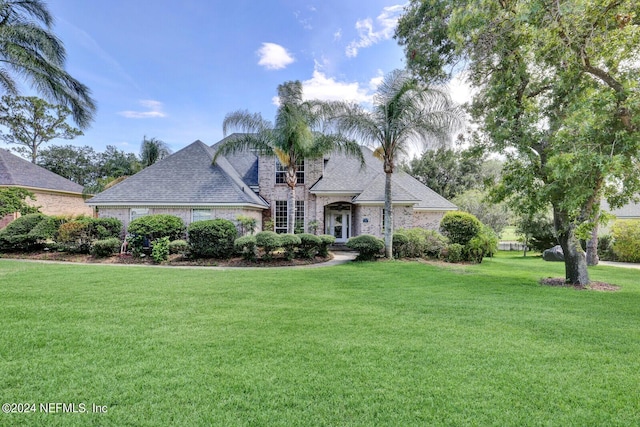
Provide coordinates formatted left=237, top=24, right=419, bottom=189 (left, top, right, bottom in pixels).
left=1, top=254, right=639, bottom=426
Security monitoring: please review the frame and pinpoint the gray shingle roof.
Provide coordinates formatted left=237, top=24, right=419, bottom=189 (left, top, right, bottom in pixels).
left=87, top=140, right=268, bottom=207
left=0, top=148, right=84, bottom=194
left=602, top=198, right=640, bottom=219
left=311, top=147, right=457, bottom=210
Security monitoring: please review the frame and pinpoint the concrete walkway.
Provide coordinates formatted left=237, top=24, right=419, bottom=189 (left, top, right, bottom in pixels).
left=0, top=251, right=358, bottom=270
left=598, top=261, right=640, bottom=270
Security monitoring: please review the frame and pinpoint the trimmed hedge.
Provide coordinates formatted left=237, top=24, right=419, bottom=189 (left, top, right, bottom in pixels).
left=151, top=237, right=170, bottom=263
left=280, top=234, right=301, bottom=260
left=128, top=214, right=185, bottom=241
left=0, top=213, right=48, bottom=252
left=318, top=234, right=336, bottom=257
left=346, top=234, right=384, bottom=261
left=298, top=233, right=322, bottom=259
left=255, top=231, right=281, bottom=260
left=440, top=211, right=482, bottom=246
left=188, top=219, right=237, bottom=259
left=393, top=228, right=449, bottom=259
left=91, top=238, right=121, bottom=257
left=235, top=235, right=257, bottom=261
left=169, top=239, right=188, bottom=254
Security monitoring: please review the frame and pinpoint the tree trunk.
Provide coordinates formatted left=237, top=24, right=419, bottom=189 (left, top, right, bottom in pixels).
left=555, top=209, right=589, bottom=285
left=384, top=171, right=393, bottom=258
left=586, top=221, right=600, bottom=266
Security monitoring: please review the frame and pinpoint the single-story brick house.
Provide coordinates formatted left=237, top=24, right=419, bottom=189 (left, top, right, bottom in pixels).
left=86, top=135, right=457, bottom=242
left=0, top=148, right=93, bottom=228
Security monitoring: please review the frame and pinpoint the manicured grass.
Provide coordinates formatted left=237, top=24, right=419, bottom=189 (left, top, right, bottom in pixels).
left=1, top=254, right=639, bottom=426
left=500, top=225, right=518, bottom=241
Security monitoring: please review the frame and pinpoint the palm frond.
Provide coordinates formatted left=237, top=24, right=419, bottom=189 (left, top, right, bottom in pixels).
left=211, top=133, right=274, bottom=164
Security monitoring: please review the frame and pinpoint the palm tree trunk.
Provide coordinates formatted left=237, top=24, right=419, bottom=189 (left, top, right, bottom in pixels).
left=384, top=171, right=393, bottom=258
left=287, top=166, right=297, bottom=234
left=287, top=186, right=296, bottom=234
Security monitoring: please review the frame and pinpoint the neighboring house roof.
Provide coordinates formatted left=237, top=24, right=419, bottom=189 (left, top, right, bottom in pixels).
left=86, top=140, right=268, bottom=208
left=0, top=148, right=84, bottom=194
left=310, top=147, right=457, bottom=210
left=602, top=198, right=640, bottom=219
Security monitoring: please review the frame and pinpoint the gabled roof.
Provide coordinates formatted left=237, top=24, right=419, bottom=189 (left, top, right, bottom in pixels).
left=310, top=147, right=457, bottom=210
left=602, top=198, right=640, bottom=219
left=210, top=134, right=259, bottom=187
left=0, top=148, right=84, bottom=194
left=87, top=140, right=268, bottom=208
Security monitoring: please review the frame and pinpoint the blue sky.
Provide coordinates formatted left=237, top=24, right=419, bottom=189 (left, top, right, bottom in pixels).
left=6, top=0, right=418, bottom=156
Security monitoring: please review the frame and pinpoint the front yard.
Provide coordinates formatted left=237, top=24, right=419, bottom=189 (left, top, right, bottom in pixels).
left=1, top=254, right=639, bottom=426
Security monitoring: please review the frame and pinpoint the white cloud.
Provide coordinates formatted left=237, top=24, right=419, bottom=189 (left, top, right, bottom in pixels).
left=346, top=4, right=405, bottom=58
left=118, top=100, right=167, bottom=119
left=369, top=69, right=384, bottom=90
left=302, top=70, right=372, bottom=104
left=257, top=42, right=295, bottom=70
left=334, top=29, right=342, bottom=41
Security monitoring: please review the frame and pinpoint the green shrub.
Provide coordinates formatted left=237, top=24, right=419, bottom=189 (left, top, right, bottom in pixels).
left=611, top=220, right=640, bottom=262
left=597, top=235, right=616, bottom=261
left=169, top=239, right=188, bottom=254
left=91, top=238, right=121, bottom=257
left=87, top=217, right=123, bottom=240
left=151, top=237, right=170, bottom=263
left=255, top=231, right=281, bottom=260
left=188, top=219, right=238, bottom=259
left=27, top=216, right=63, bottom=241
left=440, top=211, right=482, bottom=246
left=392, top=232, right=409, bottom=258
left=467, top=226, right=498, bottom=263
left=443, top=243, right=465, bottom=263
left=234, top=235, right=257, bottom=261
left=516, top=215, right=557, bottom=252
left=346, top=234, right=384, bottom=261
left=280, top=234, right=301, bottom=260
left=297, top=233, right=322, bottom=259
left=128, top=214, right=185, bottom=241
left=57, top=220, right=93, bottom=253
left=318, top=234, right=336, bottom=257
left=0, top=213, right=48, bottom=252
left=394, top=228, right=448, bottom=259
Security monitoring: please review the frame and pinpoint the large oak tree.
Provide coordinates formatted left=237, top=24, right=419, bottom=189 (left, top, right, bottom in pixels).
left=396, top=0, right=640, bottom=284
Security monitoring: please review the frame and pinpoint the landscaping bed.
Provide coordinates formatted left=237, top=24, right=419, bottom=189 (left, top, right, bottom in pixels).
left=0, top=250, right=333, bottom=267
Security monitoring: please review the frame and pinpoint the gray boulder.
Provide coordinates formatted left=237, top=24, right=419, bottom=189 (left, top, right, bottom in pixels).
left=543, top=245, right=564, bottom=261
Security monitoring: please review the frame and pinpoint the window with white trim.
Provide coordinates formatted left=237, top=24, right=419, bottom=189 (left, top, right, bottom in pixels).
left=192, top=209, right=212, bottom=223
left=274, top=200, right=305, bottom=234
left=275, top=158, right=304, bottom=184
left=130, top=208, right=149, bottom=222
left=295, top=200, right=304, bottom=233
left=275, top=201, right=288, bottom=234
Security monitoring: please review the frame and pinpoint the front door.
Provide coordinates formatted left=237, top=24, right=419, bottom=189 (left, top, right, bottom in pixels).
left=328, top=211, right=350, bottom=243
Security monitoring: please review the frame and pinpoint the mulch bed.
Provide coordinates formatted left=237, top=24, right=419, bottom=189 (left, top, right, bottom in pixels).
left=0, top=250, right=333, bottom=268
left=540, top=277, right=620, bottom=292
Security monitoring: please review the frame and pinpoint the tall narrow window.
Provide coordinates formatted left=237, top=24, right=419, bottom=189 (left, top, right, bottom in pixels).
left=275, top=158, right=304, bottom=184
left=274, top=200, right=304, bottom=233
left=274, top=201, right=288, bottom=234
left=295, top=200, right=305, bottom=233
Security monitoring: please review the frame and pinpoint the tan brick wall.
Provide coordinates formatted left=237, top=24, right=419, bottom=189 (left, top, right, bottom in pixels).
left=28, top=190, right=93, bottom=217
left=97, top=206, right=263, bottom=234
left=412, top=210, right=447, bottom=231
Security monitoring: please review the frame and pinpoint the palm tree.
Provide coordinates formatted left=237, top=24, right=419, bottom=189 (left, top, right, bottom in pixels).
left=0, top=0, right=96, bottom=128
left=336, top=69, right=464, bottom=258
left=214, top=80, right=363, bottom=234
left=140, top=136, right=171, bottom=167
